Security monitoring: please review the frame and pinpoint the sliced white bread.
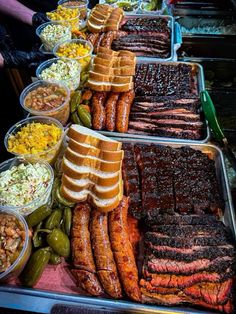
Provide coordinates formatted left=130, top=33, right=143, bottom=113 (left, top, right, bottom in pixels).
left=67, top=125, right=122, bottom=151
left=65, top=147, right=121, bottom=172
left=62, top=174, right=122, bottom=199
left=87, top=80, right=133, bottom=92
left=61, top=184, right=123, bottom=212
left=68, top=139, right=124, bottom=162
left=113, top=67, right=135, bottom=76
left=87, top=80, right=111, bottom=92
left=87, top=20, right=105, bottom=33
left=89, top=72, right=132, bottom=84
left=93, top=57, right=114, bottom=67
left=62, top=157, right=121, bottom=186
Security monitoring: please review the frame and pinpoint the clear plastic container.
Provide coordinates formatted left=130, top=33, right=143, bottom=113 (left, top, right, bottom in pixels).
left=47, top=7, right=80, bottom=31
left=36, top=21, right=71, bottom=52
left=53, top=39, right=93, bottom=71
left=20, top=80, right=70, bottom=125
left=4, top=116, right=64, bottom=165
left=0, top=157, right=54, bottom=216
left=139, top=0, right=165, bottom=14
left=58, top=0, right=88, bottom=29
left=36, top=57, right=81, bottom=90
left=0, top=208, right=32, bottom=282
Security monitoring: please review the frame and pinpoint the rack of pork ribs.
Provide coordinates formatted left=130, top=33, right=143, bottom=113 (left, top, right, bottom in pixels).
left=87, top=17, right=171, bottom=58
left=122, top=143, right=235, bottom=313
left=128, top=63, right=204, bottom=140
left=122, top=143, right=223, bottom=219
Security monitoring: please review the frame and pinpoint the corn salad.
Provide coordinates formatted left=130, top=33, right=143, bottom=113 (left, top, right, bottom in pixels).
left=56, top=41, right=91, bottom=69
left=47, top=6, right=79, bottom=30
left=7, top=122, right=62, bottom=155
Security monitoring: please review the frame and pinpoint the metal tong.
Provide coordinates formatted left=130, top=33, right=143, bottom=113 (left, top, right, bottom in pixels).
left=200, top=90, right=236, bottom=172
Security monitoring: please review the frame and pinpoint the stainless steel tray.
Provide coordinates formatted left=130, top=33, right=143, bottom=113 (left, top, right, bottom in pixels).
left=0, top=141, right=235, bottom=314
left=101, top=60, right=210, bottom=144
left=118, top=15, right=177, bottom=62
left=116, top=138, right=236, bottom=238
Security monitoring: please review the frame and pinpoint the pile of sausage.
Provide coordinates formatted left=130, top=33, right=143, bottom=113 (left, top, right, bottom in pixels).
left=71, top=196, right=141, bottom=301
left=91, top=90, right=135, bottom=133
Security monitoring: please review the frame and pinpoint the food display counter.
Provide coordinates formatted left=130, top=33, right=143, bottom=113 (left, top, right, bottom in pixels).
left=0, top=1, right=236, bottom=314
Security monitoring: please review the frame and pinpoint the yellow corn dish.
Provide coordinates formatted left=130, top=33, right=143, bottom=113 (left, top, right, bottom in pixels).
left=8, top=122, right=62, bottom=156
left=56, top=41, right=91, bottom=69
left=47, top=6, right=79, bottom=30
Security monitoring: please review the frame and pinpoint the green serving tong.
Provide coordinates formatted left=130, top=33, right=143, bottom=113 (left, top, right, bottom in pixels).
left=200, top=90, right=236, bottom=172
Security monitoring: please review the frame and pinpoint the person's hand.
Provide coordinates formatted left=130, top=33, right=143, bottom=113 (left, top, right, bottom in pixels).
left=32, top=12, right=49, bottom=27
left=1, top=49, right=48, bottom=68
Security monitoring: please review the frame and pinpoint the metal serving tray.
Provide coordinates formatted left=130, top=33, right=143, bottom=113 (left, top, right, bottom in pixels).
left=171, top=0, right=236, bottom=16
left=0, top=140, right=234, bottom=314
left=119, top=15, right=180, bottom=62
left=101, top=60, right=210, bottom=144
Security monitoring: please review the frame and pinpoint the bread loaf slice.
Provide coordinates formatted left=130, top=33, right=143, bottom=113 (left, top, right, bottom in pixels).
left=62, top=174, right=122, bottom=199
left=68, top=139, right=124, bottom=162
left=67, top=125, right=122, bottom=151
left=87, top=80, right=133, bottom=92
left=87, top=20, right=105, bottom=33
left=65, top=147, right=122, bottom=173
left=89, top=72, right=111, bottom=83
left=87, top=81, right=111, bottom=92
left=61, top=184, right=122, bottom=212
left=93, top=57, right=113, bottom=67
left=62, top=158, right=121, bottom=186
left=93, top=64, right=114, bottom=76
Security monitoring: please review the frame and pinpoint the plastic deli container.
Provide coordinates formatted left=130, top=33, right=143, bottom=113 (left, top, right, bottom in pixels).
left=4, top=116, right=64, bottom=164
left=47, top=7, right=80, bottom=31
left=0, top=208, right=32, bottom=282
left=139, top=0, right=165, bottom=14
left=53, top=39, right=93, bottom=71
left=36, top=22, right=71, bottom=52
left=58, top=0, right=88, bottom=29
left=0, top=157, right=54, bottom=216
left=20, top=80, right=70, bottom=125
left=36, top=57, right=81, bottom=91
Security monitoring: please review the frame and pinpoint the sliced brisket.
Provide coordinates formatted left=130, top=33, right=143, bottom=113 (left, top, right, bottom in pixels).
left=142, top=269, right=233, bottom=288
left=145, top=256, right=232, bottom=274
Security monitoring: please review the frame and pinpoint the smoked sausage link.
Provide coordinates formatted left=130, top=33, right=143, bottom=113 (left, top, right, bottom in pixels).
left=92, top=92, right=107, bottom=130
left=71, top=269, right=103, bottom=296
left=90, top=210, right=122, bottom=298
left=105, top=92, right=119, bottom=132
left=71, top=203, right=103, bottom=295
left=116, top=90, right=135, bottom=133
left=109, top=196, right=141, bottom=302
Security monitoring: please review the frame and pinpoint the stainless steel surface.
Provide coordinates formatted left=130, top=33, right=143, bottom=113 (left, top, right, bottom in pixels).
left=0, top=141, right=234, bottom=314
left=178, top=35, right=236, bottom=60
left=115, top=138, right=236, bottom=238
left=0, top=285, right=217, bottom=314
left=171, top=0, right=236, bottom=16
left=176, top=15, right=236, bottom=36
left=101, top=60, right=210, bottom=144
left=121, top=15, right=176, bottom=62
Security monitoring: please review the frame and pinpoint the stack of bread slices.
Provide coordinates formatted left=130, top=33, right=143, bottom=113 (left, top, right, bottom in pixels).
left=87, top=47, right=136, bottom=92
left=87, top=4, right=124, bottom=33
left=61, top=125, right=124, bottom=212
